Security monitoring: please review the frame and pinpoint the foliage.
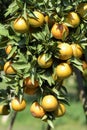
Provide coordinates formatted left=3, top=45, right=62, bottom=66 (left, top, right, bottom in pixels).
left=0, top=0, right=87, bottom=128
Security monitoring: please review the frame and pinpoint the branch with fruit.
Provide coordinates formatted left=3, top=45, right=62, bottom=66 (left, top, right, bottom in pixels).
left=0, top=0, right=87, bottom=129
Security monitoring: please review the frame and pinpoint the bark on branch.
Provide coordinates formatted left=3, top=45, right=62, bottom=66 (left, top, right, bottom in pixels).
left=46, top=124, right=51, bottom=130
left=7, top=111, right=17, bottom=130
left=74, top=68, right=87, bottom=123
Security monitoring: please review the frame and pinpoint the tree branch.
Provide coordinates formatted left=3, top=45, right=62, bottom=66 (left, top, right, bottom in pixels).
left=46, top=124, right=51, bottom=130
left=74, top=67, right=87, bottom=123
left=7, top=111, right=17, bottom=130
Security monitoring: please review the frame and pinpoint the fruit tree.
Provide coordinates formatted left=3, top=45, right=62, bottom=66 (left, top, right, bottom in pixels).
left=0, top=0, right=87, bottom=129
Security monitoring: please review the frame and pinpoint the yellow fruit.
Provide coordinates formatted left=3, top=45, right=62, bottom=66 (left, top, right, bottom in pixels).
left=4, top=61, right=16, bottom=74
left=5, top=44, right=12, bottom=55
left=28, top=11, right=45, bottom=27
left=41, top=95, right=58, bottom=112
left=13, top=17, right=29, bottom=33
left=71, top=43, right=83, bottom=58
left=56, top=63, right=72, bottom=78
left=30, top=102, right=46, bottom=118
left=11, top=98, right=26, bottom=111
left=54, top=103, right=66, bottom=117
left=65, top=12, right=80, bottom=28
left=77, top=3, right=87, bottom=20
left=51, top=23, right=69, bottom=40
left=37, top=53, right=53, bottom=68
left=58, top=43, right=73, bottom=60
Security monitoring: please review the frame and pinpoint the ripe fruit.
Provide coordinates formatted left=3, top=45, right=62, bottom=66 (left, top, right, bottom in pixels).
left=5, top=44, right=12, bottom=55
left=24, top=77, right=39, bottom=89
left=58, top=43, right=73, bottom=60
left=51, top=23, right=69, bottom=40
left=11, top=98, right=26, bottom=111
left=13, top=17, right=29, bottom=33
left=54, top=103, right=66, bottom=117
left=41, top=95, right=58, bottom=112
left=82, top=61, right=87, bottom=70
left=28, top=11, right=45, bottom=27
left=56, top=63, right=72, bottom=78
left=0, top=104, right=10, bottom=115
left=24, top=87, right=38, bottom=95
left=65, top=12, right=80, bottom=28
left=71, top=43, right=83, bottom=58
left=4, top=61, right=16, bottom=74
left=44, top=15, right=49, bottom=23
left=37, top=53, right=53, bottom=68
left=77, top=3, right=87, bottom=20
left=5, top=44, right=16, bottom=57
left=30, top=102, right=46, bottom=118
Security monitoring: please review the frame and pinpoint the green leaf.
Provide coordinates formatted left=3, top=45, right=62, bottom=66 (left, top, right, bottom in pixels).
left=71, top=58, right=82, bottom=66
left=5, top=0, right=19, bottom=17
left=7, top=46, right=17, bottom=59
left=71, top=58, right=83, bottom=72
left=0, top=24, right=9, bottom=37
left=41, top=114, right=48, bottom=121
left=40, top=72, right=55, bottom=86
left=19, top=79, right=24, bottom=88
left=73, top=64, right=83, bottom=72
left=47, top=119, right=54, bottom=129
left=12, top=62, right=30, bottom=70
left=16, top=0, right=23, bottom=9
left=22, top=3, right=27, bottom=20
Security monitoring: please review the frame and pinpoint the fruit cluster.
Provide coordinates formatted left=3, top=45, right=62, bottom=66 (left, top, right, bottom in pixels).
left=0, top=0, right=87, bottom=128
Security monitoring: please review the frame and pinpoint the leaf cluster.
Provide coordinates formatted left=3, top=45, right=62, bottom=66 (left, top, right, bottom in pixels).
left=0, top=0, right=87, bottom=127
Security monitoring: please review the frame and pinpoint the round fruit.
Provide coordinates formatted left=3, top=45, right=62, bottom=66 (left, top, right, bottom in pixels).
left=37, top=53, right=53, bottom=68
left=44, top=15, right=49, bottom=23
left=4, top=61, right=16, bottom=74
left=56, top=63, right=72, bottom=78
left=65, top=12, right=80, bottom=28
left=0, top=104, right=10, bottom=115
left=28, top=11, right=45, bottom=27
left=71, top=43, right=83, bottom=58
left=30, top=102, right=46, bottom=118
left=51, top=23, right=69, bottom=40
left=11, top=98, right=26, bottom=111
left=41, top=95, right=58, bottom=112
left=5, top=44, right=12, bottom=55
left=58, top=43, right=73, bottom=60
left=54, top=103, right=66, bottom=117
left=24, top=87, right=38, bottom=95
left=24, top=77, right=39, bottom=88
left=82, top=61, right=87, bottom=70
left=13, top=17, right=29, bottom=33
left=77, top=3, right=87, bottom=20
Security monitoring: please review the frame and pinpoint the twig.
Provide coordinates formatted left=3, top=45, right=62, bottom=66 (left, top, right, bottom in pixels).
left=46, top=124, right=51, bottom=130
left=7, top=111, right=17, bottom=130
